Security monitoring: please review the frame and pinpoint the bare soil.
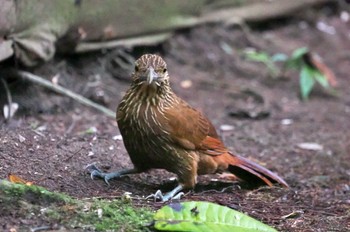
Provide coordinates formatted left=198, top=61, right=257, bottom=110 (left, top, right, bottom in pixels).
left=0, top=5, right=349, bottom=232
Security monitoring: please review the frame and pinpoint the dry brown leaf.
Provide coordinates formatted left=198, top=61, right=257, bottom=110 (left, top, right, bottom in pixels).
left=308, top=53, right=338, bottom=87
left=8, top=174, right=34, bottom=186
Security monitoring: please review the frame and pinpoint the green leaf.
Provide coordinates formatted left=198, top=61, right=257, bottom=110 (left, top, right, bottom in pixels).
left=244, top=50, right=271, bottom=63
left=300, top=65, right=316, bottom=100
left=153, top=201, right=277, bottom=232
left=286, top=47, right=309, bottom=70
left=291, top=47, right=308, bottom=60
left=244, top=50, right=281, bottom=77
left=314, top=71, right=329, bottom=88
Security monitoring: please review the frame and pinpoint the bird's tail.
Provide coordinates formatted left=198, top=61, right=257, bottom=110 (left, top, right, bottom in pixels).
left=222, top=152, right=289, bottom=188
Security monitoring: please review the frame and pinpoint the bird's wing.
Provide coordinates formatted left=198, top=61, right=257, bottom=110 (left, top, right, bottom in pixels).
left=163, top=99, right=228, bottom=156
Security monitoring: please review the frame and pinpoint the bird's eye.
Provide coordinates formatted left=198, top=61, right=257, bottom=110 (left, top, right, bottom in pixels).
left=134, top=66, right=139, bottom=72
left=162, top=68, right=167, bottom=73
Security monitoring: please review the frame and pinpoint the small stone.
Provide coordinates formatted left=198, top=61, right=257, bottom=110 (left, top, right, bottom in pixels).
left=340, top=11, right=349, bottom=22
left=113, top=135, right=123, bottom=141
left=18, top=135, right=26, bottom=143
left=281, top=119, right=293, bottom=125
left=180, top=80, right=192, bottom=89
left=316, top=21, right=336, bottom=35
left=220, top=124, right=234, bottom=131
left=297, top=143, right=323, bottom=151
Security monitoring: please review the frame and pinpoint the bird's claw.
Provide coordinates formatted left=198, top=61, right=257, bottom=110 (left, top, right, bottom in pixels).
left=146, top=190, right=163, bottom=201
left=146, top=190, right=184, bottom=202
left=173, top=192, right=185, bottom=200
left=85, top=164, right=111, bottom=185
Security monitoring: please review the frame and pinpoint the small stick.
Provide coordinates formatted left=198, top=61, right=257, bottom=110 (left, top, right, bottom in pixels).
left=18, top=71, right=115, bottom=118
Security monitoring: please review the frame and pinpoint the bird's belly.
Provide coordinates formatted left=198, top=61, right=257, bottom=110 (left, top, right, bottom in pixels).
left=121, top=123, right=195, bottom=174
left=118, top=100, right=199, bottom=174
left=126, top=135, right=178, bottom=169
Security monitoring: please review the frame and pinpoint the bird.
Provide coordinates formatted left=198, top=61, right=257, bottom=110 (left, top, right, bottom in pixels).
left=87, top=54, right=289, bottom=201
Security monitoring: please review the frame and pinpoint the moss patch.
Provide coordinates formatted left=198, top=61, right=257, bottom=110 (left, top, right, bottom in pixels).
left=0, top=180, right=153, bottom=231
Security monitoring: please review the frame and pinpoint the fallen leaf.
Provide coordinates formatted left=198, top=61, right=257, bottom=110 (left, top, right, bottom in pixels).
left=8, top=174, right=33, bottom=186
left=297, top=143, right=323, bottom=151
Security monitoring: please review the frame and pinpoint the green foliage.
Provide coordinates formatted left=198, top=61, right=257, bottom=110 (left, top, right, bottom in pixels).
left=244, top=47, right=333, bottom=100
left=299, top=66, right=316, bottom=100
left=153, top=201, right=277, bottom=232
left=285, top=47, right=309, bottom=70
left=0, top=180, right=153, bottom=231
left=244, top=50, right=286, bottom=78
left=77, top=198, right=153, bottom=231
left=0, top=179, right=73, bottom=204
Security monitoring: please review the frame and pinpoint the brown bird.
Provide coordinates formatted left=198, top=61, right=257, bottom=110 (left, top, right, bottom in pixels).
left=88, top=54, right=288, bottom=201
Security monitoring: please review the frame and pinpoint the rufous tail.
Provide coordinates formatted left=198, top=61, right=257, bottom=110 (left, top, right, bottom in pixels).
left=224, top=152, right=289, bottom=188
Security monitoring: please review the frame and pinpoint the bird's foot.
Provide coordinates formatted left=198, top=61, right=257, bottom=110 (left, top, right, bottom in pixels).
left=146, top=190, right=184, bottom=202
left=86, top=164, right=140, bottom=185
left=85, top=164, right=117, bottom=185
left=146, top=184, right=184, bottom=202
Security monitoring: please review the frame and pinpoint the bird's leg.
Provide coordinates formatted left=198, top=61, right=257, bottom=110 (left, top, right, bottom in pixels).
left=86, top=164, right=140, bottom=185
left=146, top=184, right=184, bottom=202
left=147, top=162, right=198, bottom=202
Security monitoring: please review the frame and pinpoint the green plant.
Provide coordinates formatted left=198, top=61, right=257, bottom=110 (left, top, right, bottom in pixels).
left=244, top=50, right=287, bottom=78
left=243, top=47, right=333, bottom=100
left=285, top=47, right=331, bottom=100
left=0, top=180, right=153, bottom=231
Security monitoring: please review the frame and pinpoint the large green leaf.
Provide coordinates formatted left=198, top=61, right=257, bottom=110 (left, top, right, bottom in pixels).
left=300, top=65, right=316, bottom=100
left=153, top=201, right=278, bottom=232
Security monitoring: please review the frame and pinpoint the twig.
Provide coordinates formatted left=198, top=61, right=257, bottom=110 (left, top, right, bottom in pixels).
left=0, top=78, right=13, bottom=122
left=75, top=33, right=171, bottom=53
left=30, top=225, right=53, bottom=232
left=18, top=71, right=115, bottom=118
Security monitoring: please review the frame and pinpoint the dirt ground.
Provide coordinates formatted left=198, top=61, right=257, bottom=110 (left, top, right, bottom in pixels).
left=0, top=3, right=349, bottom=232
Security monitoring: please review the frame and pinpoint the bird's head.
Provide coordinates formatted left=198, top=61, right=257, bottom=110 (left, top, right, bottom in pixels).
left=132, top=54, right=169, bottom=89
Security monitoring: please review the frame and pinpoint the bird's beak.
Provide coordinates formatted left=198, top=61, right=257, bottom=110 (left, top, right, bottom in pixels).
left=146, top=67, right=158, bottom=85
